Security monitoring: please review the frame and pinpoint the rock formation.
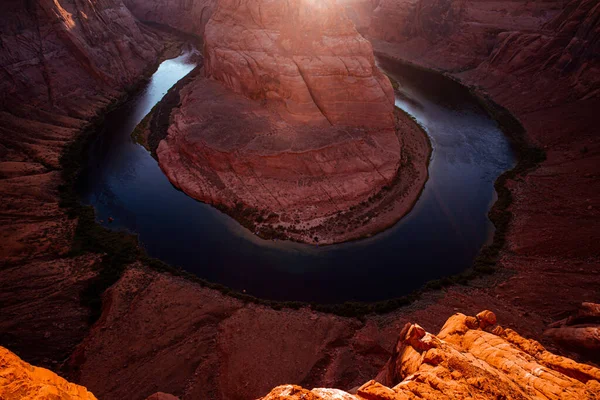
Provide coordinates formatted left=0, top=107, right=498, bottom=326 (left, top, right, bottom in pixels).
left=0, top=0, right=598, bottom=399
left=0, top=0, right=166, bottom=367
left=155, top=0, right=430, bottom=243
left=124, top=0, right=216, bottom=37
left=0, top=346, right=97, bottom=399
left=545, top=303, right=600, bottom=361
left=350, top=0, right=600, bottom=362
left=366, top=0, right=567, bottom=70
left=203, top=0, right=395, bottom=128
left=3, top=311, right=600, bottom=400
left=260, top=311, right=600, bottom=400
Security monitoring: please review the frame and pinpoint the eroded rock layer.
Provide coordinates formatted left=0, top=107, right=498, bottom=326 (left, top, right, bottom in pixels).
left=155, top=0, right=431, bottom=243
left=156, top=76, right=410, bottom=240
left=261, top=311, right=600, bottom=400
left=0, top=0, right=166, bottom=367
left=203, top=0, right=395, bottom=128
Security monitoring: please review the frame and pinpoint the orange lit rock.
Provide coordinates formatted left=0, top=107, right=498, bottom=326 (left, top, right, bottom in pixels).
left=0, top=346, right=97, bottom=400
left=260, top=311, right=600, bottom=400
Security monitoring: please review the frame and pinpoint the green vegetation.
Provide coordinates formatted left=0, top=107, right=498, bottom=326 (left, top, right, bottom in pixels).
left=59, top=110, right=143, bottom=322
left=470, top=93, right=546, bottom=275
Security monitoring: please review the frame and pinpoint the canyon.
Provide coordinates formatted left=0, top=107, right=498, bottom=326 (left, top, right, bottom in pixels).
left=2, top=311, right=599, bottom=399
left=0, top=0, right=598, bottom=399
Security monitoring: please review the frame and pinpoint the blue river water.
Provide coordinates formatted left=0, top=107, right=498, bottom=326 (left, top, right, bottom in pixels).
left=78, top=49, right=515, bottom=303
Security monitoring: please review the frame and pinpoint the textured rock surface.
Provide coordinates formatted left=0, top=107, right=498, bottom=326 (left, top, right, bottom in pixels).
left=203, top=0, right=395, bottom=128
left=365, top=0, right=600, bottom=360
left=0, top=0, right=165, bottom=367
left=156, top=0, right=431, bottom=243
left=0, top=346, right=97, bottom=400
left=260, top=311, right=600, bottom=400
left=146, top=392, right=180, bottom=400
left=0, top=1, right=599, bottom=400
left=0, top=0, right=163, bottom=265
left=545, top=303, right=600, bottom=360
left=155, top=74, right=430, bottom=243
left=124, top=0, right=216, bottom=37
left=65, top=266, right=387, bottom=400
left=62, top=262, right=600, bottom=400
left=367, top=0, right=566, bottom=70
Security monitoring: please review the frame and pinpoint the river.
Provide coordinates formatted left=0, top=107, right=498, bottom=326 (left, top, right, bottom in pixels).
left=77, top=47, right=515, bottom=303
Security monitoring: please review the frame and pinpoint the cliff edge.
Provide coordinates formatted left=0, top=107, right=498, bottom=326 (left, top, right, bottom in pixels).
left=2, top=311, right=599, bottom=399
left=261, top=311, right=600, bottom=400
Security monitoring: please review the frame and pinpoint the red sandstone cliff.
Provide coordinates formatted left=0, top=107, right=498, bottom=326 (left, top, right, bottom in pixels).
left=358, top=0, right=600, bottom=363
left=0, top=0, right=165, bottom=367
left=203, top=0, right=395, bottom=128
left=155, top=0, right=430, bottom=243
left=0, top=1, right=599, bottom=399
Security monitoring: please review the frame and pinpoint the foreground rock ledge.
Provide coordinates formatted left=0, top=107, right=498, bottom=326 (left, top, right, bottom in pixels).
left=0, top=346, right=97, bottom=400
left=3, top=311, right=598, bottom=400
left=0, top=346, right=177, bottom=400
left=260, top=311, right=600, bottom=400
left=154, top=0, right=430, bottom=244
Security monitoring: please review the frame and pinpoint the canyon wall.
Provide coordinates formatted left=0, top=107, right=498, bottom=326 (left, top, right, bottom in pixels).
left=0, top=0, right=598, bottom=399
left=0, top=0, right=165, bottom=368
left=124, top=0, right=216, bottom=37
left=367, top=0, right=567, bottom=70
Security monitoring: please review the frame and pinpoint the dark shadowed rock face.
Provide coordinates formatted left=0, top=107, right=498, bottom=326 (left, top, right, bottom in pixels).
left=366, top=0, right=568, bottom=70
left=0, top=0, right=162, bottom=119
left=123, top=0, right=216, bottom=37
left=0, top=0, right=163, bottom=368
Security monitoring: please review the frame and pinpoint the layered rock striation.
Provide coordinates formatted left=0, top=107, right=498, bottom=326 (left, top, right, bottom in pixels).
left=348, top=0, right=600, bottom=361
left=203, top=0, right=395, bottom=128
left=155, top=0, right=430, bottom=243
left=124, top=0, right=217, bottom=37
left=0, top=0, right=166, bottom=367
left=261, top=311, right=600, bottom=400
